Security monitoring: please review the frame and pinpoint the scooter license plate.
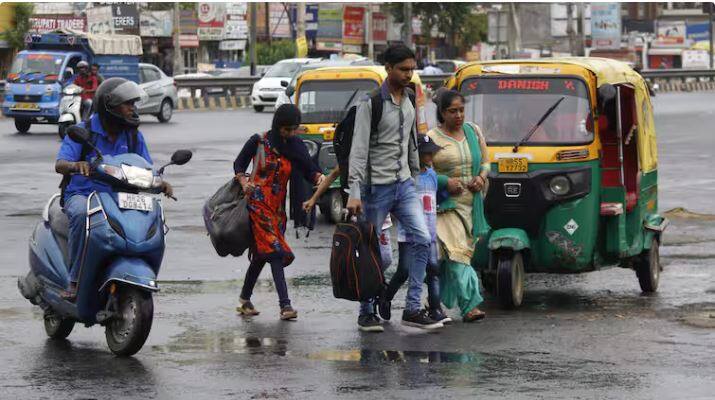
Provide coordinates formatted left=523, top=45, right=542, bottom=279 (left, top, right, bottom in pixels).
left=11, top=102, right=40, bottom=111
left=118, top=193, right=153, bottom=212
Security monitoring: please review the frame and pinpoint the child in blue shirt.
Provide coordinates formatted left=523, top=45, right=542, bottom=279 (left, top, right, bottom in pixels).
left=378, top=134, right=451, bottom=324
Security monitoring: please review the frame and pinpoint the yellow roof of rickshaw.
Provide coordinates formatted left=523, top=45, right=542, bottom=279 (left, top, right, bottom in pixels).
left=297, top=65, right=423, bottom=85
left=457, top=57, right=644, bottom=87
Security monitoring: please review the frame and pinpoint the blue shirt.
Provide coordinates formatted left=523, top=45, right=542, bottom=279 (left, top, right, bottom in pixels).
left=397, top=168, right=438, bottom=243
left=57, top=113, right=152, bottom=201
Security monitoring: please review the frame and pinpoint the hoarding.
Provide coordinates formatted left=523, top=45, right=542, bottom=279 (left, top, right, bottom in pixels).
left=591, top=3, right=621, bottom=50
left=111, top=4, right=139, bottom=35
left=655, top=21, right=686, bottom=47
left=87, top=6, right=115, bottom=35
left=342, top=6, right=365, bottom=45
left=198, top=2, right=225, bottom=41
left=29, top=15, right=86, bottom=33
left=140, top=11, right=172, bottom=37
left=317, top=4, right=342, bottom=42
left=372, top=12, right=387, bottom=44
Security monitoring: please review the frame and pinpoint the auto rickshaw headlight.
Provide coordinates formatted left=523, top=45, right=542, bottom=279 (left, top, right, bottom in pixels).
left=549, top=176, right=571, bottom=196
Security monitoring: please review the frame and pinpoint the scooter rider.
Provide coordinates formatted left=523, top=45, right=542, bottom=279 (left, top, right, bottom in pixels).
left=55, top=77, right=173, bottom=300
left=73, top=60, right=98, bottom=120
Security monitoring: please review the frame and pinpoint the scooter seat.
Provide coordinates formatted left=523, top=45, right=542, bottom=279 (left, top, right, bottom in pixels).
left=47, top=197, right=70, bottom=265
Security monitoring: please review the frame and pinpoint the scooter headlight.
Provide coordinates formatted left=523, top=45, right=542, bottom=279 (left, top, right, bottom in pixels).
left=549, top=175, right=571, bottom=196
left=62, top=85, right=82, bottom=95
left=121, top=164, right=154, bottom=189
left=102, top=164, right=126, bottom=181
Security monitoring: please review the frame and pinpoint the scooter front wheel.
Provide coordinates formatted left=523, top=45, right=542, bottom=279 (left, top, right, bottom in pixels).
left=105, top=287, right=154, bottom=356
left=44, top=313, right=75, bottom=339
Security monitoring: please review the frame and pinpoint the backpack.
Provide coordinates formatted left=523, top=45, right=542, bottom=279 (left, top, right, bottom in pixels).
left=329, top=220, right=385, bottom=301
left=333, top=87, right=416, bottom=190
left=58, top=128, right=138, bottom=207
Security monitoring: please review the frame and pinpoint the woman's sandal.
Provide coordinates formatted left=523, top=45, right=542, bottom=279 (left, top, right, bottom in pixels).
left=462, top=307, right=486, bottom=323
left=236, top=299, right=260, bottom=316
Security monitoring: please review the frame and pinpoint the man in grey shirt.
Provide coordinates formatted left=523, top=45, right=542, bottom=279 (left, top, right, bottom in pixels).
left=346, top=45, right=442, bottom=332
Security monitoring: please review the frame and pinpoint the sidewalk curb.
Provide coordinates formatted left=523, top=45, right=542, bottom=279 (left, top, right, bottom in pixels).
left=177, top=95, right=252, bottom=111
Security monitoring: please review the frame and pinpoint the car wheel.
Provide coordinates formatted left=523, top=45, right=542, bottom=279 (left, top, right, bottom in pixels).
left=253, top=105, right=264, bottom=113
left=157, top=99, right=173, bottom=123
left=15, top=119, right=31, bottom=134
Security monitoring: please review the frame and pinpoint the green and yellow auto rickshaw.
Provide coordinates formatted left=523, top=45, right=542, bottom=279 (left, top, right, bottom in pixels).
left=444, top=57, right=667, bottom=308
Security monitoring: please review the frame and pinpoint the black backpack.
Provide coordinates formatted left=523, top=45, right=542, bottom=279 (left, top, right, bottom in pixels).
left=330, top=219, right=385, bottom=301
left=333, top=88, right=416, bottom=189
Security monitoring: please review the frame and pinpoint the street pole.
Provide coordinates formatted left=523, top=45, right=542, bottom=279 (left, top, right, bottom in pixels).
left=172, top=2, right=183, bottom=76
left=296, top=3, right=305, bottom=58
left=709, top=3, right=713, bottom=69
left=250, top=2, right=257, bottom=76
left=265, top=2, right=271, bottom=45
left=578, top=2, right=586, bottom=56
left=403, top=3, right=413, bottom=49
left=367, top=5, right=374, bottom=61
left=567, top=3, right=576, bottom=56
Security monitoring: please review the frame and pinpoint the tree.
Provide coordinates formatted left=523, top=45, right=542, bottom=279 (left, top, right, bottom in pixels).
left=389, top=3, right=488, bottom=55
left=3, top=3, right=34, bottom=51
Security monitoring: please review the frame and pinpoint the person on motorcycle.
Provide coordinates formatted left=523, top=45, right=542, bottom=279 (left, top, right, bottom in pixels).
left=73, top=61, right=98, bottom=120
left=55, top=77, right=174, bottom=300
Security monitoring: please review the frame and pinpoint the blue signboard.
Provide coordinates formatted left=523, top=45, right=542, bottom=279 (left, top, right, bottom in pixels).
left=686, top=22, right=710, bottom=42
left=306, top=4, right=318, bottom=41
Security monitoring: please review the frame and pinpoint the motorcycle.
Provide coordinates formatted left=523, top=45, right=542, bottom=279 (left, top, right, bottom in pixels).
left=57, top=84, right=84, bottom=139
left=18, top=126, right=192, bottom=356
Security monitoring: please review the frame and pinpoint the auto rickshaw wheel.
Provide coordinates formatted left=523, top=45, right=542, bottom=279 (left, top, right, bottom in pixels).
left=636, top=238, right=660, bottom=293
left=496, top=251, right=525, bottom=308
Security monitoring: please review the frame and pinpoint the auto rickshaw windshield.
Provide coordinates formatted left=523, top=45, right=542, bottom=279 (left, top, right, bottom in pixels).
left=298, top=79, right=378, bottom=124
left=461, top=77, right=594, bottom=145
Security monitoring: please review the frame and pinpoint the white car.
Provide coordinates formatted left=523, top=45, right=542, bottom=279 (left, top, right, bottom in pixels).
left=136, top=63, right=179, bottom=123
left=251, top=58, right=320, bottom=112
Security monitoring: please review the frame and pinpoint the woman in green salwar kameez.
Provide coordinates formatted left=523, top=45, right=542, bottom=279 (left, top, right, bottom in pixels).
left=428, top=90, right=490, bottom=322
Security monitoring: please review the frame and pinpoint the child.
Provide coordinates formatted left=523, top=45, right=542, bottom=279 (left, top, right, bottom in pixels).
left=378, top=134, right=451, bottom=324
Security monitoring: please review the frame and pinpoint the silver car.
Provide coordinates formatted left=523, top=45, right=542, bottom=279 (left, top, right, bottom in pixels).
left=137, top=63, right=179, bottom=123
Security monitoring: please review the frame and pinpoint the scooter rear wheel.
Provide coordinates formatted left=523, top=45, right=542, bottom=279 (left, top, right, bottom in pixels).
left=105, top=287, right=154, bottom=356
left=44, top=313, right=75, bottom=339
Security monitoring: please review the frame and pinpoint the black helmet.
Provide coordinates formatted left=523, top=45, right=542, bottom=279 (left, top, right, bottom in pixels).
left=95, top=77, right=144, bottom=129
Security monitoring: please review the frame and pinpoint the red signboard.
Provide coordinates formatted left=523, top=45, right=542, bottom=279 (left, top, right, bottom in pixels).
left=343, top=6, right=365, bottom=45
left=30, top=15, right=87, bottom=33
left=372, top=12, right=387, bottom=44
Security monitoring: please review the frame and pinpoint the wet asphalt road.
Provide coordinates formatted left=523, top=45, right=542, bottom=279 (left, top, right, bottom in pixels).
left=1, top=93, right=714, bottom=399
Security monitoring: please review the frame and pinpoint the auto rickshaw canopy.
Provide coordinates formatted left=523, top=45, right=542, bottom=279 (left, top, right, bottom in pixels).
left=451, top=57, right=658, bottom=172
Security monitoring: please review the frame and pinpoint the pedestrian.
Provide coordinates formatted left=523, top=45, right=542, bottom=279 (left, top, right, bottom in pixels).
left=428, top=89, right=488, bottom=322
left=378, top=134, right=452, bottom=325
left=346, top=44, right=442, bottom=331
left=233, top=104, right=325, bottom=320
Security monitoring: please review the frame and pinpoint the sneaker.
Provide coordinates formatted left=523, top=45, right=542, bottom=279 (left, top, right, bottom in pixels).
left=358, top=314, right=384, bottom=332
left=401, top=309, right=444, bottom=330
left=236, top=299, right=260, bottom=316
left=377, top=297, right=392, bottom=321
left=280, top=306, right=298, bottom=320
left=429, top=307, right=453, bottom=325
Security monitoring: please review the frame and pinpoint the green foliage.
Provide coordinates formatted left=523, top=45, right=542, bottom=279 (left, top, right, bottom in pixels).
left=3, top=3, right=34, bottom=51
left=256, top=40, right=296, bottom=65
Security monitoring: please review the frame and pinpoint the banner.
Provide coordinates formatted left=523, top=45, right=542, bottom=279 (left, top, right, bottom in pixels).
left=654, top=21, right=686, bottom=47
left=686, top=22, right=710, bottom=43
left=87, top=6, right=115, bottom=35
left=224, top=2, right=248, bottom=40
left=317, top=4, right=342, bottom=42
left=140, top=11, right=172, bottom=37
left=111, top=4, right=139, bottom=35
left=306, top=4, right=319, bottom=41
left=591, top=3, right=621, bottom=50
left=29, top=15, right=86, bottom=33
left=180, top=9, right=198, bottom=35
left=372, top=12, right=387, bottom=44
left=198, top=2, right=225, bottom=41
left=682, top=49, right=710, bottom=69
left=342, top=6, right=365, bottom=45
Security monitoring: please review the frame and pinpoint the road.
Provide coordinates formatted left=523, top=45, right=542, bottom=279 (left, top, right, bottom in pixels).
left=0, top=93, right=714, bottom=399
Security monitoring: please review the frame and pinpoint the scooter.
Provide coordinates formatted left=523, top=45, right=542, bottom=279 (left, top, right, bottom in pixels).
left=57, top=84, right=84, bottom=140
left=18, top=126, right=192, bottom=356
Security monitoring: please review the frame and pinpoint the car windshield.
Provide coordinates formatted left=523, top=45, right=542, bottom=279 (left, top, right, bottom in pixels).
left=298, top=79, right=379, bottom=124
left=461, top=77, right=594, bottom=145
left=265, top=62, right=301, bottom=78
left=8, top=53, right=64, bottom=82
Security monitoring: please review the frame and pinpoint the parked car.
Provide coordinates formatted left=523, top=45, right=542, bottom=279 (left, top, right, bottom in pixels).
left=251, top=58, right=321, bottom=112
left=137, top=63, right=178, bottom=123
left=274, top=57, right=374, bottom=109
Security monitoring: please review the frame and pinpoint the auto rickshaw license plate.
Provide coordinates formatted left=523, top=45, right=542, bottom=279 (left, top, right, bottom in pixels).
left=498, top=158, right=528, bottom=173
left=11, top=102, right=40, bottom=111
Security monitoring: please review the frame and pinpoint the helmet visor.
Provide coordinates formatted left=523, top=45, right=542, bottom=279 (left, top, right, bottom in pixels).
left=106, top=81, right=147, bottom=108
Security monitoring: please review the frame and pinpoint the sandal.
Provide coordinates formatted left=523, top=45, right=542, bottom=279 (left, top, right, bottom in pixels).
left=462, top=307, right=486, bottom=323
left=280, top=306, right=298, bottom=321
left=236, top=299, right=260, bottom=316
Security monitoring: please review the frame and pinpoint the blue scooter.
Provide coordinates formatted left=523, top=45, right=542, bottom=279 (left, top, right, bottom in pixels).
left=18, top=126, right=192, bottom=356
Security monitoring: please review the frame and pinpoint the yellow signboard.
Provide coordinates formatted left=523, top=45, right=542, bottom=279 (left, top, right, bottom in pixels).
left=296, top=35, right=308, bottom=58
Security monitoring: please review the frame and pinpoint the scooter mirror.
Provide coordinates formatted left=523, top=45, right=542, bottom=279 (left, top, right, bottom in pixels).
left=171, top=149, right=193, bottom=166
left=67, top=126, right=91, bottom=144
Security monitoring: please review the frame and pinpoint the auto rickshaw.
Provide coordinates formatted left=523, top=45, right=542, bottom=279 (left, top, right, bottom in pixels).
left=443, top=57, right=667, bottom=308
left=292, top=65, right=428, bottom=223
